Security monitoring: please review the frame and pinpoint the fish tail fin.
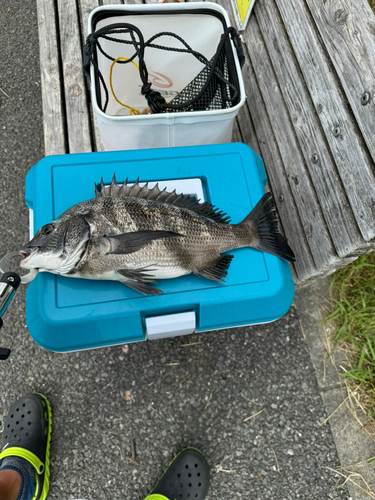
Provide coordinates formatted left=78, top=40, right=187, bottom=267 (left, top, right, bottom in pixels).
left=240, top=192, right=295, bottom=262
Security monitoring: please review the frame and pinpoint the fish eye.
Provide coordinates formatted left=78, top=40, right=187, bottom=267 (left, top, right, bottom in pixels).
left=41, top=223, right=54, bottom=236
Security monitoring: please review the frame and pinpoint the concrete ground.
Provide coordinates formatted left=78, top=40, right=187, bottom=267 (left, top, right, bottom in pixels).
left=0, top=1, right=373, bottom=499
left=296, top=281, right=375, bottom=500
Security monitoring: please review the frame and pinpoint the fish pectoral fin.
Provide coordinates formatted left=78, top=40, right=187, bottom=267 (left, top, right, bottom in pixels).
left=194, top=254, right=234, bottom=282
left=117, top=268, right=163, bottom=296
left=104, top=230, right=183, bottom=255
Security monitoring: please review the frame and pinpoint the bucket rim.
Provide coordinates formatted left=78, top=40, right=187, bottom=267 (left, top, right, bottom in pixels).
left=87, top=2, right=246, bottom=122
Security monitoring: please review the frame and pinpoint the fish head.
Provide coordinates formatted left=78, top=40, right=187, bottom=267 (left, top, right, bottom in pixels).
left=20, top=215, right=91, bottom=274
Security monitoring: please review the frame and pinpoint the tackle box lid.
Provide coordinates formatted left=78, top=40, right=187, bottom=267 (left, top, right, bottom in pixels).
left=25, top=143, right=294, bottom=352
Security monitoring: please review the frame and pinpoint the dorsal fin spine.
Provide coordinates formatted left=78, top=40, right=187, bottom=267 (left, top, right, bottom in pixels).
left=95, top=175, right=230, bottom=224
left=94, top=182, right=101, bottom=198
left=164, top=190, right=177, bottom=203
left=147, top=184, right=159, bottom=200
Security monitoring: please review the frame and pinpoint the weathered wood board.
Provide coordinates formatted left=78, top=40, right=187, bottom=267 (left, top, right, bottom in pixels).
left=255, top=0, right=365, bottom=257
left=36, top=0, right=66, bottom=156
left=80, top=0, right=108, bottom=152
left=237, top=47, right=319, bottom=282
left=275, top=0, right=375, bottom=243
left=57, top=0, right=93, bottom=154
left=306, top=0, right=375, bottom=164
left=36, top=0, right=375, bottom=285
left=215, top=0, right=375, bottom=283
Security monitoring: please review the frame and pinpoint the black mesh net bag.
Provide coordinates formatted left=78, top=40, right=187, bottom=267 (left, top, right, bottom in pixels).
left=83, top=22, right=245, bottom=115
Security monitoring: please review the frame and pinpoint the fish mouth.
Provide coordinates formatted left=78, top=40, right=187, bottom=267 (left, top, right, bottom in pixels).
left=19, top=248, right=38, bottom=268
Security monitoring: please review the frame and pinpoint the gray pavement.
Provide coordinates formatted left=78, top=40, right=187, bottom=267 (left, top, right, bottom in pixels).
left=0, top=1, right=362, bottom=499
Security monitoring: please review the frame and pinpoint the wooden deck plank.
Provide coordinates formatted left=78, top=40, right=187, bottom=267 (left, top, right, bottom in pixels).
left=306, top=0, right=375, bottom=164
left=102, top=0, right=124, bottom=5
left=79, top=0, right=99, bottom=44
left=78, top=0, right=103, bottom=151
left=214, top=0, right=319, bottom=281
left=239, top=44, right=318, bottom=282
left=242, top=15, right=339, bottom=271
left=275, top=0, right=375, bottom=242
left=36, top=0, right=66, bottom=156
left=232, top=118, right=242, bottom=143
left=57, top=0, right=92, bottom=153
left=235, top=99, right=260, bottom=156
left=254, top=0, right=364, bottom=258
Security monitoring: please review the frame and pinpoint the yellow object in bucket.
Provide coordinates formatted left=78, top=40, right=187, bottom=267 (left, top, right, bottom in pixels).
left=109, top=57, right=141, bottom=116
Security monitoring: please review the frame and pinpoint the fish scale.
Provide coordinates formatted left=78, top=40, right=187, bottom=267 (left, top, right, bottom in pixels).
left=78, top=200, right=238, bottom=277
left=20, top=176, right=295, bottom=296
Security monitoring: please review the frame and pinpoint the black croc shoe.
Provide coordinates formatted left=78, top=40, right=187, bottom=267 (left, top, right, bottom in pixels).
left=145, top=448, right=210, bottom=500
left=0, top=393, right=52, bottom=500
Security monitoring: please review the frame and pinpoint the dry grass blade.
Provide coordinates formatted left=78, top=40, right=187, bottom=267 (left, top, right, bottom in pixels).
left=0, top=87, right=10, bottom=98
left=241, top=394, right=260, bottom=405
left=215, top=466, right=236, bottom=473
left=299, top=319, right=306, bottom=341
left=127, top=439, right=140, bottom=466
left=270, top=445, right=280, bottom=472
left=205, top=393, right=212, bottom=410
left=115, top=444, right=124, bottom=460
left=181, top=342, right=202, bottom=347
left=319, top=309, right=334, bottom=367
left=243, top=409, right=264, bottom=422
left=313, top=290, right=332, bottom=306
left=317, top=396, right=349, bottom=426
left=176, top=373, right=191, bottom=385
left=326, top=466, right=375, bottom=498
left=338, top=456, right=375, bottom=469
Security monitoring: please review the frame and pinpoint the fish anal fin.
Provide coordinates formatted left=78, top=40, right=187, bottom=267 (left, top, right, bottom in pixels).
left=105, top=230, right=183, bottom=255
left=118, top=268, right=162, bottom=296
left=120, top=280, right=163, bottom=296
left=195, top=254, right=234, bottom=282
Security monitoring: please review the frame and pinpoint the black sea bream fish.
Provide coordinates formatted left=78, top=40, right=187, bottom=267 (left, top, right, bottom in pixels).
left=20, top=176, right=295, bottom=295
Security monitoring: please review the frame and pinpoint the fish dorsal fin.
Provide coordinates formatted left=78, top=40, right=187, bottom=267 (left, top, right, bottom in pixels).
left=94, top=174, right=231, bottom=224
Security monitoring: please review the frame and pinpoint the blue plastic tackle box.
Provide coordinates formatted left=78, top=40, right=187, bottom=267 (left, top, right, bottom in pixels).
left=25, top=143, right=294, bottom=352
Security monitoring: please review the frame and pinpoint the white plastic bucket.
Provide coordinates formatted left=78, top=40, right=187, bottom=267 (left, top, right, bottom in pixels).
left=87, top=2, right=246, bottom=151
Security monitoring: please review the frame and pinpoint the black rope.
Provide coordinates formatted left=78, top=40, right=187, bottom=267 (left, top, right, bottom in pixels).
left=83, top=23, right=240, bottom=114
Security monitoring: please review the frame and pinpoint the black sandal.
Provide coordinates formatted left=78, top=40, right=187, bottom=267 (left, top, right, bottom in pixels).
left=144, top=447, right=210, bottom=500
left=0, top=393, right=52, bottom=500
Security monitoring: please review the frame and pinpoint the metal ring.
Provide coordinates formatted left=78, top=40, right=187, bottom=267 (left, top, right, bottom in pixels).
left=0, top=251, right=38, bottom=285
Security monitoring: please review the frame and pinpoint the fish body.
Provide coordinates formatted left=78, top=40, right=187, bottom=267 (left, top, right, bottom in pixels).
left=21, top=177, right=295, bottom=295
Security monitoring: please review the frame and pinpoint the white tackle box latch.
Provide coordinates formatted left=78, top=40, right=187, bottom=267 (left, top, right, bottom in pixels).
left=146, top=311, right=196, bottom=340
